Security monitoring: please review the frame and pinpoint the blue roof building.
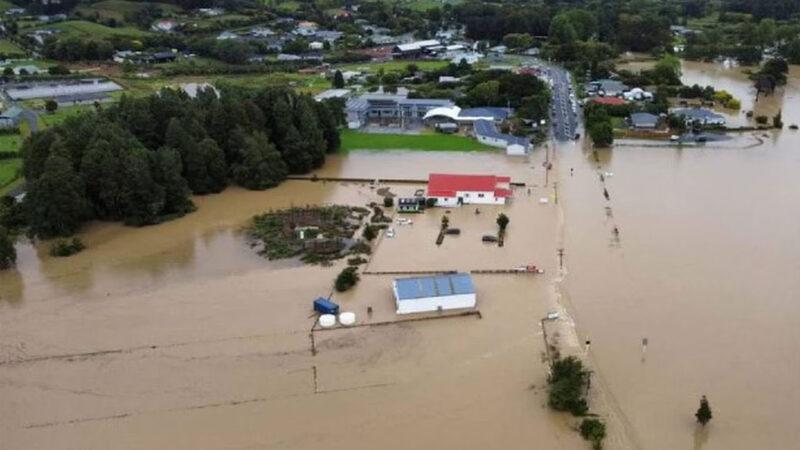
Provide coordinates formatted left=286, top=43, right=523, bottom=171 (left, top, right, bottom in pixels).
left=393, top=273, right=477, bottom=314
left=474, top=119, right=531, bottom=154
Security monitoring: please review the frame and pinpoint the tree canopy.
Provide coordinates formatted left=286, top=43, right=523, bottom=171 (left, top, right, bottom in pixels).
left=19, top=87, right=341, bottom=238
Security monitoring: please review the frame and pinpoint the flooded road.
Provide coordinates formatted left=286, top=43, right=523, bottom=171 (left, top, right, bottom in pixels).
left=558, top=63, right=800, bottom=449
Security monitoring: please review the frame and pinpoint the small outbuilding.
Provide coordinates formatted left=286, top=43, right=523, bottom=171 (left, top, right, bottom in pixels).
left=393, top=273, right=476, bottom=314
left=630, top=112, right=659, bottom=129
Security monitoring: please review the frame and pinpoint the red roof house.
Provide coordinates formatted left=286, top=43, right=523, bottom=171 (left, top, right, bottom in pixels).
left=427, top=173, right=512, bottom=206
left=590, top=96, right=627, bottom=106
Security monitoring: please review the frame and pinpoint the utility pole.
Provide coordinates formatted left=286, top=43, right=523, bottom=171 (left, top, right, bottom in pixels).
left=558, top=248, right=564, bottom=269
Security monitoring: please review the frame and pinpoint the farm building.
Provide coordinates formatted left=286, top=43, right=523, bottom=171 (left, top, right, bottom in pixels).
left=393, top=273, right=476, bottom=314
left=427, top=173, right=512, bottom=207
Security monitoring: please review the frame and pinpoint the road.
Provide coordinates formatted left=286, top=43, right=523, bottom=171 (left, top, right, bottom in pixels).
left=546, top=66, right=578, bottom=141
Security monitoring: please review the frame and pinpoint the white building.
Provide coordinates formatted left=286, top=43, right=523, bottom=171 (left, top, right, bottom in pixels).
left=427, top=173, right=512, bottom=207
left=393, top=273, right=476, bottom=314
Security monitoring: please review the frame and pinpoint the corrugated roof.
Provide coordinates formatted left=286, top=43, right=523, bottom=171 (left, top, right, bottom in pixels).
left=460, top=107, right=511, bottom=120
left=395, top=273, right=475, bottom=301
left=427, top=173, right=512, bottom=198
left=473, top=119, right=530, bottom=147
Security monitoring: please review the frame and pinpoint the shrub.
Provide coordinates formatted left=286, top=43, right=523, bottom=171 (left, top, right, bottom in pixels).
left=362, top=225, right=378, bottom=241
left=334, top=266, right=359, bottom=292
left=49, top=237, right=85, bottom=257
left=756, top=115, right=769, bottom=125
left=547, top=356, right=590, bottom=416
left=425, top=197, right=437, bottom=207
left=383, top=196, right=394, bottom=207
left=580, top=418, right=607, bottom=450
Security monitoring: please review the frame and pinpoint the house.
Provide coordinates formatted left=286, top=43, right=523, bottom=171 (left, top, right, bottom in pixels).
left=397, top=197, right=423, bottom=213
left=5, top=8, right=25, bottom=15
left=345, top=93, right=455, bottom=129
left=217, top=31, right=238, bottom=40
left=623, top=87, right=654, bottom=101
left=588, top=79, right=629, bottom=97
left=151, top=19, right=177, bottom=33
left=438, top=76, right=460, bottom=84
left=294, top=21, right=318, bottom=36
left=313, top=30, right=343, bottom=43
left=249, top=27, right=275, bottom=38
left=314, top=88, right=350, bottom=102
left=393, top=273, right=476, bottom=314
left=672, top=108, right=726, bottom=126
left=13, top=65, right=43, bottom=75
left=488, top=45, right=508, bottom=55
left=630, top=112, right=660, bottom=129
left=591, top=96, right=627, bottom=106
left=474, top=120, right=531, bottom=155
left=426, top=173, right=512, bottom=207
left=450, top=51, right=482, bottom=65
left=277, top=53, right=302, bottom=61
left=309, top=41, right=324, bottom=50
left=198, top=7, right=224, bottom=16
left=0, top=106, right=23, bottom=128
left=393, top=40, right=441, bottom=58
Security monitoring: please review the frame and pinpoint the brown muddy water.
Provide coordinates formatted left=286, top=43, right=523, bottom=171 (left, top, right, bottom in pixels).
left=558, top=63, right=800, bottom=449
left=3, top=62, right=799, bottom=450
left=1, top=147, right=592, bottom=449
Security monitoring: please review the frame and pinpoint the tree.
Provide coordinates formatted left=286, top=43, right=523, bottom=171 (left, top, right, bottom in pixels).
left=335, top=266, right=360, bottom=292
left=2, top=66, right=13, bottom=77
left=45, top=99, right=58, bottom=114
left=383, top=196, right=394, bottom=207
left=580, top=419, right=607, bottom=450
left=0, top=227, right=15, bottom=270
left=652, top=54, right=682, bottom=85
left=332, top=70, right=345, bottom=89
left=496, top=213, right=509, bottom=231
left=231, top=132, right=288, bottom=190
left=588, top=120, right=614, bottom=147
left=548, top=356, right=590, bottom=416
left=27, top=152, right=91, bottom=237
left=696, top=395, right=712, bottom=426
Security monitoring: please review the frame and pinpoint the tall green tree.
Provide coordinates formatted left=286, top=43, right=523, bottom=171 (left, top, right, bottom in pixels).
left=231, top=132, right=288, bottom=190
left=27, top=152, right=91, bottom=237
left=0, top=227, right=15, bottom=270
left=696, top=395, right=712, bottom=426
left=332, top=70, right=345, bottom=89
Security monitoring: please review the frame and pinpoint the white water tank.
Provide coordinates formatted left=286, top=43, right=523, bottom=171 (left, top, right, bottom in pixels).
left=339, top=312, right=356, bottom=326
left=319, top=314, right=336, bottom=328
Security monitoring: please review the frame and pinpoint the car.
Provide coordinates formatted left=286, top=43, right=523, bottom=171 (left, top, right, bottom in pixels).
left=386, top=228, right=396, bottom=238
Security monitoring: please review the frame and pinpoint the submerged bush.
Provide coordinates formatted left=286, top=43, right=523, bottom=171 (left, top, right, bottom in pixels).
left=49, top=237, right=85, bottom=257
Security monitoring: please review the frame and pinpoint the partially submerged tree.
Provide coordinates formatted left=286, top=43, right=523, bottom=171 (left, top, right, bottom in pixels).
left=0, top=227, right=15, bottom=270
left=580, top=418, right=607, bottom=450
left=696, top=395, right=712, bottom=426
left=335, top=266, right=360, bottom=292
left=496, top=213, right=509, bottom=231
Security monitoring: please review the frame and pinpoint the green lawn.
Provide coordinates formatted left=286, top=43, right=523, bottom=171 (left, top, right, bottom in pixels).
left=39, top=105, right=95, bottom=129
left=43, top=20, right=152, bottom=39
left=112, top=70, right=330, bottom=97
left=0, top=0, right=14, bottom=12
left=75, top=0, right=181, bottom=22
left=0, top=133, right=22, bottom=152
left=0, top=39, right=25, bottom=56
left=340, top=129, right=492, bottom=152
left=337, top=60, right=449, bottom=74
left=0, top=158, right=22, bottom=190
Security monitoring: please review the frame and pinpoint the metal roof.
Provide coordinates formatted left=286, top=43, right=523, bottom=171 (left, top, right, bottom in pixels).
left=427, top=173, right=512, bottom=198
left=394, top=273, right=475, bottom=301
left=474, top=119, right=530, bottom=147
left=630, top=112, right=659, bottom=126
left=460, top=107, right=511, bottom=121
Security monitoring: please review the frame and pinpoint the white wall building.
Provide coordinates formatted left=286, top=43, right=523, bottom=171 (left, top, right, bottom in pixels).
left=427, top=173, right=512, bottom=207
left=393, top=273, right=476, bottom=314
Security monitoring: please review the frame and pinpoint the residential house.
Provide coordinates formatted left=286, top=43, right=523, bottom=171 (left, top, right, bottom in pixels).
left=426, top=173, right=512, bottom=207
left=629, top=112, right=660, bottom=129
left=0, top=106, right=23, bottom=129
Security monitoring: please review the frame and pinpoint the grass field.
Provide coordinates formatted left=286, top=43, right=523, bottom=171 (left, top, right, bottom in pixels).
left=340, top=129, right=491, bottom=152
left=0, top=0, right=14, bottom=12
left=0, top=133, right=22, bottom=152
left=113, top=70, right=330, bottom=96
left=338, top=60, right=449, bottom=74
left=0, top=158, right=22, bottom=191
left=43, top=20, right=152, bottom=39
left=75, top=0, right=181, bottom=22
left=39, top=105, right=95, bottom=129
left=0, top=39, right=25, bottom=56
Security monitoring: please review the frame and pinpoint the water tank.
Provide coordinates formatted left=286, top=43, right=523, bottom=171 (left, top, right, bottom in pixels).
left=319, top=314, right=336, bottom=328
left=339, top=312, right=356, bottom=326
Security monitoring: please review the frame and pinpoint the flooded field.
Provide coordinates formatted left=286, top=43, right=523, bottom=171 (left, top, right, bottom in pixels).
left=3, top=61, right=800, bottom=450
left=0, top=146, right=593, bottom=449
left=558, top=63, right=800, bottom=449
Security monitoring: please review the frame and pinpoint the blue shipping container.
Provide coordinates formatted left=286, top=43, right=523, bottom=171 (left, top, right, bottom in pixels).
left=313, top=298, right=339, bottom=315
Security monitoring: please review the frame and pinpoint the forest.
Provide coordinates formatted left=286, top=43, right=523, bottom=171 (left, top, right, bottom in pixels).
left=19, top=87, right=342, bottom=238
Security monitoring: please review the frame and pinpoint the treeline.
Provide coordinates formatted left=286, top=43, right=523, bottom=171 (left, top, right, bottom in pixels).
left=20, top=87, right=342, bottom=238
left=459, top=70, right=551, bottom=121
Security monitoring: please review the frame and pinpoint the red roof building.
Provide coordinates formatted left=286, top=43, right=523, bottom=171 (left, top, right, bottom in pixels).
left=427, top=173, right=512, bottom=207
left=590, top=96, right=627, bottom=106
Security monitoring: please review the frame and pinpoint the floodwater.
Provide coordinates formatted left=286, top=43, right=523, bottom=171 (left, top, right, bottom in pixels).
left=0, top=147, right=590, bottom=449
left=3, top=61, right=800, bottom=450
left=558, top=62, right=800, bottom=449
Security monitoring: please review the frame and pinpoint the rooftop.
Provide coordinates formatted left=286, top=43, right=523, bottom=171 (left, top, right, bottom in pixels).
left=394, top=273, right=475, bottom=301
left=474, top=119, right=530, bottom=147
left=591, top=97, right=627, bottom=106
left=427, top=173, right=512, bottom=198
